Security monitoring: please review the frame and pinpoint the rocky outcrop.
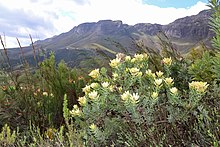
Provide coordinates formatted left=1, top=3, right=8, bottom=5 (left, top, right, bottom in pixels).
left=162, top=10, right=213, bottom=41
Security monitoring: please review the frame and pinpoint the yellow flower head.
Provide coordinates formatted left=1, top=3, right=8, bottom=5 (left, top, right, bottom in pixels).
left=151, top=92, right=158, bottom=99
left=89, top=123, right=97, bottom=132
left=101, top=82, right=110, bottom=88
left=131, top=93, right=140, bottom=103
left=162, top=57, right=172, bottom=66
left=143, top=53, right=148, bottom=59
left=134, top=54, right=144, bottom=62
left=70, top=105, right=82, bottom=117
left=88, top=91, right=99, bottom=100
left=90, top=83, right=100, bottom=89
left=170, top=87, right=178, bottom=95
left=118, top=86, right=123, bottom=92
left=154, top=79, right=163, bottom=86
left=108, top=85, right=115, bottom=92
left=82, top=85, right=91, bottom=94
left=121, top=91, right=131, bottom=101
left=129, top=68, right=140, bottom=76
left=189, top=81, right=209, bottom=93
left=138, top=72, right=143, bottom=77
left=156, top=71, right=164, bottom=78
left=125, top=55, right=131, bottom=61
left=146, top=69, right=152, bottom=75
left=43, top=92, right=48, bottom=96
left=112, top=72, right=119, bottom=80
left=109, top=58, right=121, bottom=68
left=146, top=69, right=156, bottom=78
left=89, top=69, right=100, bottom=79
left=164, top=77, right=174, bottom=86
left=78, top=96, right=87, bottom=106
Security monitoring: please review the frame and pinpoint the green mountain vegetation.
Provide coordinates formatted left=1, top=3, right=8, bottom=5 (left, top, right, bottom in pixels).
left=0, top=0, right=219, bottom=146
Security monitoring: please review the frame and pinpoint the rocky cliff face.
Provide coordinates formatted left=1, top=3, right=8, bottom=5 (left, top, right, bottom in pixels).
left=133, top=23, right=162, bottom=36
left=162, top=10, right=213, bottom=41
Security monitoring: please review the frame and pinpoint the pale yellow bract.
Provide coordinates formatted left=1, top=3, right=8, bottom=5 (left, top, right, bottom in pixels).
left=154, top=79, right=163, bottom=86
left=164, top=77, right=174, bottom=86
left=170, top=87, right=178, bottom=95
left=88, top=91, right=99, bottom=100
left=129, top=67, right=140, bottom=76
left=70, top=105, right=82, bottom=117
left=43, top=92, right=48, bottom=96
left=101, top=82, right=110, bottom=88
left=89, top=123, right=97, bottom=132
left=89, top=69, right=100, bottom=79
left=151, top=92, right=158, bottom=99
left=78, top=96, right=87, bottom=106
left=82, top=85, right=91, bottom=94
left=131, top=93, right=140, bottom=103
left=121, top=91, right=131, bottom=101
left=162, top=57, right=172, bottom=66
left=156, top=71, right=164, bottom=78
left=90, top=83, right=99, bottom=89
left=109, top=58, right=121, bottom=68
left=189, top=81, right=209, bottom=93
left=146, top=69, right=156, bottom=78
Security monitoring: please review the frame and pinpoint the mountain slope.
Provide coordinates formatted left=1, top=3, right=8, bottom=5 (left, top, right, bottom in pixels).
left=3, top=9, right=214, bottom=68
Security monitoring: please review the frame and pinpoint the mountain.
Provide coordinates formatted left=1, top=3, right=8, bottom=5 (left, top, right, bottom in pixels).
left=34, top=9, right=213, bottom=52
left=2, top=9, right=214, bottom=69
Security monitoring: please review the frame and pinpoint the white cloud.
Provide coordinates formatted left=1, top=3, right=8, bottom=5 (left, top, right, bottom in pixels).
left=0, top=0, right=209, bottom=48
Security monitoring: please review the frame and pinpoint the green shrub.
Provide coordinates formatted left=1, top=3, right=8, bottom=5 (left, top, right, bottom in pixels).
left=188, top=51, right=216, bottom=82
left=0, top=53, right=87, bottom=131
left=209, top=0, right=220, bottom=51
left=64, top=53, right=217, bottom=146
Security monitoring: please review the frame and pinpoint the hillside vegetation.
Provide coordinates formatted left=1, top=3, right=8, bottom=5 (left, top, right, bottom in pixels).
left=0, top=0, right=220, bottom=146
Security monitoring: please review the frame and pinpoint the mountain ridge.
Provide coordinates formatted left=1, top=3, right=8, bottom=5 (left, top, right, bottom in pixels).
left=2, top=9, right=214, bottom=69
left=33, top=9, right=213, bottom=52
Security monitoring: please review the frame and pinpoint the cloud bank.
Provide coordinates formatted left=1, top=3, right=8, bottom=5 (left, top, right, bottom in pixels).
left=0, top=0, right=208, bottom=48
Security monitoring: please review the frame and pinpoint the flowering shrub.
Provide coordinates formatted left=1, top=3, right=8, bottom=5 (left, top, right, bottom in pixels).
left=63, top=53, right=216, bottom=146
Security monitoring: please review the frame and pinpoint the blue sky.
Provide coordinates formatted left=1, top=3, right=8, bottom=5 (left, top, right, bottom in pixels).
left=0, top=0, right=209, bottom=48
left=143, top=0, right=208, bottom=8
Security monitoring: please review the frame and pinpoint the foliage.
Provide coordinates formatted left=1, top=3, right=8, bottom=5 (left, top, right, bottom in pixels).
left=63, top=53, right=219, bottom=146
left=208, top=0, right=220, bottom=51
left=0, top=52, right=87, bottom=131
left=0, top=1, right=219, bottom=146
left=188, top=51, right=216, bottom=82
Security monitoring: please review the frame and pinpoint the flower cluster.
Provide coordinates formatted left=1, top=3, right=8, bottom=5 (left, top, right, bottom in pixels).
left=129, top=68, right=142, bottom=77
left=89, top=69, right=100, bottom=79
left=78, top=96, right=87, bottom=106
left=189, top=81, right=209, bottom=93
left=109, top=58, right=121, bottom=68
left=89, top=123, right=97, bottom=132
left=121, top=91, right=140, bottom=104
left=131, top=53, right=148, bottom=63
left=170, top=87, right=178, bottom=95
left=70, top=105, right=82, bottom=117
left=162, top=57, right=172, bottom=66
left=146, top=69, right=156, bottom=78
left=101, top=82, right=110, bottom=88
left=164, top=77, right=174, bottom=86
left=88, top=90, right=99, bottom=101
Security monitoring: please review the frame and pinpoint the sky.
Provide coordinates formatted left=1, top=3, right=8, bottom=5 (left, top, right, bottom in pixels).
left=0, top=0, right=209, bottom=48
